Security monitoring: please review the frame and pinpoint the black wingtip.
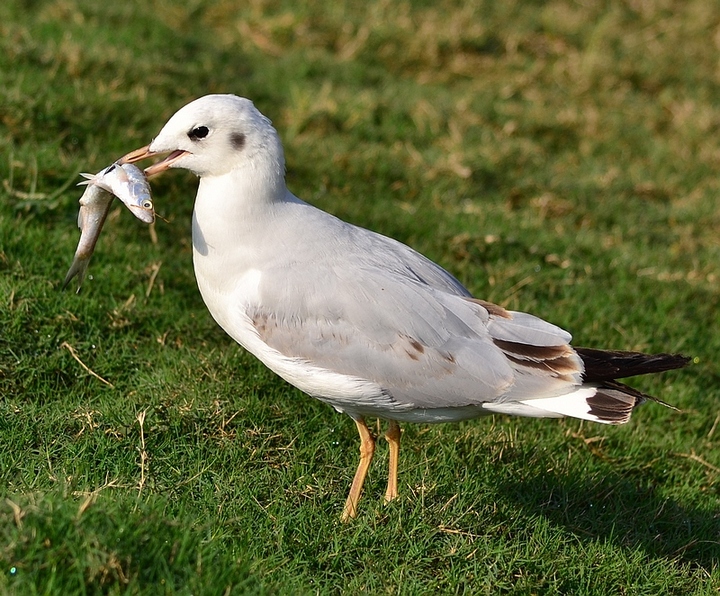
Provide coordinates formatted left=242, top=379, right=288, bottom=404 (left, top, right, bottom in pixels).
left=576, top=348, right=691, bottom=382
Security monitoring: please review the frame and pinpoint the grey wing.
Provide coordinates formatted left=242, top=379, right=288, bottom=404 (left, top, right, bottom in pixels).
left=342, top=222, right=473, bottom=298
left=250, top=255, right=583, bottom=410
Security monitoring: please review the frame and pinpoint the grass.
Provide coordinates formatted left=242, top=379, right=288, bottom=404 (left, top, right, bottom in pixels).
left=1, top=0, right=719, bottom=593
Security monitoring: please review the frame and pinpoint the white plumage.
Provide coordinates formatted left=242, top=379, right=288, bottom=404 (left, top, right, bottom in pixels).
left=120, top=94, right=688, bottom=519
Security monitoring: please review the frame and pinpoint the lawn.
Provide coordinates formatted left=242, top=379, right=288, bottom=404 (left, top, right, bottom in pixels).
left=1, top=0, right=718, bottom=593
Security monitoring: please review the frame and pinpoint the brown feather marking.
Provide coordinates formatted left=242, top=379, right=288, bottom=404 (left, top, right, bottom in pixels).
left=409, top=339, right=425, bottom=354
left=252, top=311, right=269, bottom=336
left=402, top=336, right=425, bottom=361
left=505, top=354, right=579, bottom=377
left=404, top=350, right=419, bottom=361
left=586, top=388, right=637, bottom=424
left=493, top=339, right=574, bottom=361
left=467, top=298, right=512, bottom=319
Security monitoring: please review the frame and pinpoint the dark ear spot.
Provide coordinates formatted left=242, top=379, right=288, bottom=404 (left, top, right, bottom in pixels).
left=230, top=132, right=246, bottom=150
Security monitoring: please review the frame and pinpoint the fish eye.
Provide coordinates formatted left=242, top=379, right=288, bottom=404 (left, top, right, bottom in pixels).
left=142, top=200, right=153, bottom=209
left=188, top=126, right=209, bottom=141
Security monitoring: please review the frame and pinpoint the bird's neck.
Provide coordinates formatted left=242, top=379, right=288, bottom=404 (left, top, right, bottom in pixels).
left=196, top=162, right=288, bottom=224
left=191, top=166, right=294, bottom=292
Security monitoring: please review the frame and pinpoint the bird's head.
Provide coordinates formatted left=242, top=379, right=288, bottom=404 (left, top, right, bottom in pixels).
left=120, top=94, right=285, bottom=179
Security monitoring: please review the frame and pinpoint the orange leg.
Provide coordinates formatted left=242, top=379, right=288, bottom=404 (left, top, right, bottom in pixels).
left=341, top=417, right=376, bottom=521
left=384, top=420, right=401, bottom=503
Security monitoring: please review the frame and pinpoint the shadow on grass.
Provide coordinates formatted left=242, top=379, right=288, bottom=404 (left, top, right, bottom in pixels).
left=498, top=469, right=719, bottom=573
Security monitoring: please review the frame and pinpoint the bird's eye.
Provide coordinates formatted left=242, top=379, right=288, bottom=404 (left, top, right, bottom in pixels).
left=188, top=126, right=209, bottom=140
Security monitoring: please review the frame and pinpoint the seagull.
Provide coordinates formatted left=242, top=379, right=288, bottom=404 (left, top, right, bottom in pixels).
left=120, top=94, right=689, bottom=520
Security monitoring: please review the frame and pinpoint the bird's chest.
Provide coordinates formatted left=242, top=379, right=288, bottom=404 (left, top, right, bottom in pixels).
left=190, top=208, right=259, bottom=326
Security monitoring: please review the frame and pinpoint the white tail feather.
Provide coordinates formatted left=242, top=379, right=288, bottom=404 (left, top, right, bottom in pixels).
left=516, top=387, right=617, bottom=424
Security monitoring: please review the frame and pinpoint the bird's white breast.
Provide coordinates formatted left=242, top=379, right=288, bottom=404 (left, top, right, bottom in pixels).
left=191, top=193, right=388, bottom=416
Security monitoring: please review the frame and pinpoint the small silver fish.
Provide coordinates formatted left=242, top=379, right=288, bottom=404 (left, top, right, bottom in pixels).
left=79, top=162, right=155, bottom=224
left=63, top=163, right=155, bottom=292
